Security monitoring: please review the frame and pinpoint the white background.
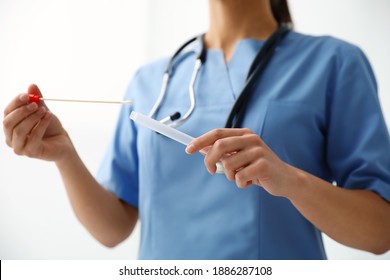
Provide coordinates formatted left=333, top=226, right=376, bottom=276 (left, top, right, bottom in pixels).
left=0, top=0, right=389, bottom=260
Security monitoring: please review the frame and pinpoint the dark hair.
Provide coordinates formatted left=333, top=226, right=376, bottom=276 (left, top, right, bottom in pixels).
left=270, top=0, right=293, bottom=26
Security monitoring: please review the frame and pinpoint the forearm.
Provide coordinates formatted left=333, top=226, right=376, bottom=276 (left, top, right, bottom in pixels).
left=186, top=128, right=390, bottom=254
left=3, top=88, right=137, bottom=247
left=288, top=166, right=390, bottom=254
left=55, top=145, right=138, bottom=247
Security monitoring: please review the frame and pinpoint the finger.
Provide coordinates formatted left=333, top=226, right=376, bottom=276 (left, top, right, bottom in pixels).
left=23, top=111, right=52, bottom=158
left=186, top=128, right=252, bottom=154
left=205, top=133, right=264, bottom=174
left=236, top=169, right=255, bottom=188
left=3, top=102, right=40, bottom=145
left=221, top=144, right=264, bottom=181
left=27, top=84, right=42, bottom=99
left=223, top=141, right=266, bottom=170
left=12, top=107, right=47, bottom=154
left=236, top=178, right=253, bottom=189
left=221, top=151, right=254, bottom=181
left=27, top=84, right=49, bottom=109
left=235, top=159, right=266, bottom=188
left=3, top=84, right=43, bottom=117
left=3, top=93, right=31, bottom=117
left=203, top=136, right=247, bottom=174
left=223, top=161, right=242, bottom=182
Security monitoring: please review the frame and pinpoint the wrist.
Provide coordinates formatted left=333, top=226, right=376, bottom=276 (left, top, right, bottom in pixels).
left=282, top=164, right=311, bottom=201
left=55, top=137, right=79, bottom=169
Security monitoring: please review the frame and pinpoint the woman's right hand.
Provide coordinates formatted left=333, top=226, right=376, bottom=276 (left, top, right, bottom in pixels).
left=3, top=84, right=74, bottom=162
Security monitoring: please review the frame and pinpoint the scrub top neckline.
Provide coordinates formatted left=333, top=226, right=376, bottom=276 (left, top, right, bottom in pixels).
left=206, top=38, right=265, bottom=66
left=205, top=38, right=265, bottom=99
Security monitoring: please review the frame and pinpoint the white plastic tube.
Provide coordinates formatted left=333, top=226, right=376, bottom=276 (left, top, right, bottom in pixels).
left=130, top=111, right=224, bottom=174
left=130, top=111, right=194, bottom=145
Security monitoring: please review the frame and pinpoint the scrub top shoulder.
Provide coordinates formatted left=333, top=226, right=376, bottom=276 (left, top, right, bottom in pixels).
left=97, top=31, right=390, bottom=259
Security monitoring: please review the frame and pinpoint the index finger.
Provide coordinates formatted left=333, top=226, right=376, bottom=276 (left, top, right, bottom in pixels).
left=3, top=93, right=30, bottom=117
left=3, top=84, right=44, bottom=117
left=185, top=128, right=252, bottom=154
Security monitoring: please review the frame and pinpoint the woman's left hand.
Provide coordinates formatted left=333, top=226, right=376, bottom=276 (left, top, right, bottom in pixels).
left=185, top=128, right=301, bottom=197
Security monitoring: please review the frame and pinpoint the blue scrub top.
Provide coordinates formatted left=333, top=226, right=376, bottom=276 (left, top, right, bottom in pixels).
left=97, top=31, right=390, bottom=260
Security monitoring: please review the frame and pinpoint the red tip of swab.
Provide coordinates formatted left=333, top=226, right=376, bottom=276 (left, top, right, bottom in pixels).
left=28, top=93, right=42, bottom=103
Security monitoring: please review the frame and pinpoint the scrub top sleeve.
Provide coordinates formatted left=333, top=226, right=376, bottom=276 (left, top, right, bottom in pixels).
left=96, top=75, right=140, bottom=208
left=326, top=46, right=390, bottom=202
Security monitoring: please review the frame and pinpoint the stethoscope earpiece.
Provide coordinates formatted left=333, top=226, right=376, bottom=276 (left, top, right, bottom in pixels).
left=159, top=111, right=181, bottom=125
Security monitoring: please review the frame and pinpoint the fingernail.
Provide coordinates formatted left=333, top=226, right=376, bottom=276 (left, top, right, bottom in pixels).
left=27, top=102, right=38, bottom=111
left=185, top=144, right=194, bottom=154
left=207, top=167, right=215, bottom=175
left=19, top=93, right=28, bottom=102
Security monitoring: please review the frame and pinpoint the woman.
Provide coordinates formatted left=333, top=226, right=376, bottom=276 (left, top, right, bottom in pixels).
left=3, top=0, right=390, bottom=259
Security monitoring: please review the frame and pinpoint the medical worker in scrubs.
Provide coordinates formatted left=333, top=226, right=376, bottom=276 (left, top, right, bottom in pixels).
left=3, top=0, right=390, bottom=259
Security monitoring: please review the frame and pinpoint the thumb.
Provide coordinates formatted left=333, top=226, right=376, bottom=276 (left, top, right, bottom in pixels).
left=27, top=84, right=49, bottom=109
left=27, top=83, right=42, bottom=96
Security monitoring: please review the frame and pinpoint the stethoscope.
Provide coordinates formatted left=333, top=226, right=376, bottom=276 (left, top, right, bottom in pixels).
left=149, top=24, right=291, bottom=129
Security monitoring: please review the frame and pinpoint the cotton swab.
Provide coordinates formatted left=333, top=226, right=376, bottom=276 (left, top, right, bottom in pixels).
left=28, top=93, right=132, bottom=105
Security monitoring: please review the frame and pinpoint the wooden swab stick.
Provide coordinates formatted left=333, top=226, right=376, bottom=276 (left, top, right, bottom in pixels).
left=28, top=93, right=132, bottom=105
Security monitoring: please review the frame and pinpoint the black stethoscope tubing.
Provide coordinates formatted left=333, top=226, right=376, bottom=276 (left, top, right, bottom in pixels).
left=225, top=24, right=290, bottom=128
